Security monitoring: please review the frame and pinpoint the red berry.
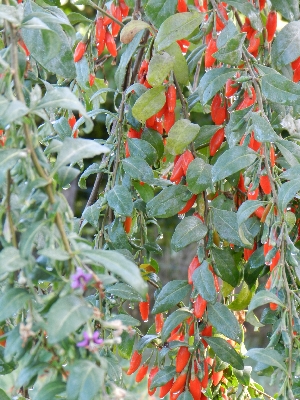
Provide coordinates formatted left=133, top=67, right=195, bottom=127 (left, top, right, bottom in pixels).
left=194, top=295, right=207, bottom=319
left=209, top=128, right=225, bottom=156
left=74, top=41, right=86, bottom=62
left=178, top=194, right=197, bottom=214
left=155, top=313, right=164, bottom=334
left=105, top=31, right=117, bottom=57
left=167, top=85, right=177, bottom=113
left=127, top=350, right=142, bottom=375
left=266, top=11, right=277, bottom=42
left=95, top=17, right=106, bottom=44
left=139, top=293, right=150, bottom=321
left=135, top=364, right=148, bottom=382
left=176, top=346, right=190, bottom=373
left=148, top=366, right=159, bottom=396
left=211, top=94, right=227, bottom=125
left=205, top=38, right=218, bottom=68
left=177, top=0, right=188, bottom=13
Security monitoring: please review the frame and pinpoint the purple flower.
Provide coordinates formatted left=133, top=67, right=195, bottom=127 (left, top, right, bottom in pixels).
left=71, top=268, right=93, bottom=290
left=77, top=331, right=103, bottom=348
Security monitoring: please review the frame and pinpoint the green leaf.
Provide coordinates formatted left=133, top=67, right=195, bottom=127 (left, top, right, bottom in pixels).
left=106, top=185, right=133, bottom=216
left=132, top=86, right=166, bottom=123
left=270, top=0, right=299, bottom=21
left=0, top=247, right=27, bottom=276
left=57, top=166, right=80, bottom=187
left=0, top=5, right=22, bottom=24
left=155, top=12, right=203, bottom=51
left=136, top=334, right=158, bottom=352
left=38, top=87, right=92, bottom=128
left=228, top=282, right=253, bottom=311
left=146, top=185, right=192, bottom=218
left=278, top=179, right=300, bottom=213
left=19, top=220, right=48, bottom=257
left=81, top=249, right=147, bottom=297
left=192, top=260, right=216, bottom=304
left=22, top=4, right=75, bottom=79
left=161, top=309, right=191, bottom=342
left=233, top=367, right=251, bottom=386
left=47, top=295, right=93, bottom=344
left=150, top=366, right=176, bottom=390
left=128, top=139, right=157, bottom=165
left=246, top=348, right=286, bottom=371
left=67, top=12, right=92, bottom=24
left=248, top=290, right=285, bottom=313
left=133, top=181, right=154, bottom=202
left=118, top=331, right=134, bottom=359
left=166, top=119, right=200, bottom=155
left=0, top=289, right=30, bottom=322
left=38, top=248, right=70, bottom=261
left=214, top=33, right=246, bottom=65
left=199, top=67, right=236, bottom=104
left=0, top=149, right=26, bottom=180
left=178, top=392, right=193, bottom=400
left=66, top=360, right=104, bottom=400
left=108, top=314, right=141, bottom=327
left=186, top=158, right=212, bottom=194
left=212, top=146, right=257, bottom=182
left=122, top=157, right=154, bottom=183
left=271, top=21, right=300, bottom=69
left=261, top=73, right=300, bottom=106
left=116, top=30, right=144, bottom=91
left=142, top=129, right=164, bottom=160
left=145, top=0, right=177, bottom=28
left=207, top=302, right=242, bottom=343
left=164, top=42, right=189, bottom=85
left=276, top=139, right=300, bottom=166
left=204, top=337, right=244, bottom=370
left=244, top=246, right=265, bottom=287
left=105, top=283, right=143, bottom=302
left=251, top=112, right=279, bottom=142
left=217, top=21, right=238, bottom=48
left=187, top=44, right=206, bottom=74
left=147, top=52, right=174, bottom=87
left=237, top=200, right=267, bottom=226
left=120, top=20, right=150, bottom=44
left=0, top=388, right=10, bottom=400
left=226, top=0, right=261, bottom=30
left=212, top=209, right=243, bottom=247
left=171, top=216, right=207, bottom=252
left=280, top=165, right=300, bottom=180
left=226, top=107, right=252, bottom=148
left=194, top=125, right=221, bottom=148
left=82, top=199, right=102, bottom=229
left=152, top=280, right=190, bottom=314
left=17, top=363, right=48, bottom=387
left=211, top=247, right=240, bottom=287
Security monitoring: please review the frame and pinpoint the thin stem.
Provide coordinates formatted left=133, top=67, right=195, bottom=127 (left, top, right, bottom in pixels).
left=246, top=384, right=276, bottom=400
left=88, top=0, right=124, bottom=27
left=6, top=170, right=17, bottom=248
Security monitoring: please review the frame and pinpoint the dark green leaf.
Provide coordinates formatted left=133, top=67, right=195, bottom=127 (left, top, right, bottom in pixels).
left=214, top=33, right=246, bottom=66
left=150, top=366, right=176, bottom=390
left=108, top=314, right=141, bottom=327
left=133, top=181, right=154, bottom=202
left=18, top=363, right=48, bottom=387
left=233, top=367, right=251, bottom=386
left=161, top=309, right=191, bottom=342
left=145, top=0, right=177, bottom=28
left=146, top=185, right=192, bottom=218
left=57, top=166, right=80, bottom=187
left=122, top=157, right=154, bottom=183
left=186, top=158, right=212, bottom=194
left=152, top=280, right=190, bottom=314
left=251, top=112, right=279, bottom=142
left=211, top=247, right=240, bottom=287
left=187, top=44, right=206, bottom=74
left=79, top=163, right=101, bottom=189
left=207, top=302, right=242, bottom=343
left=276, top=139, right=300, bottom=167
left=0, top=289, right=30, bottom=322
left=171, top=216, right=207, bottom=252
left=19, top=220, right=48, bottom=258
left=212, top=209, right=243, bottom=247
left=199, top=67, right=236, bottom=104
left=116, top=30, right=144, bottom=91
left=271, top=21, right=300, bottom=69
left=136, top=334, right=158, bottom=352
left=106, top=283, right=143, bottom=302
left=246, top=348, right=286, bottom=371
left=128, top=139, right=157, bottom=165
left=226, top=0, right=261, bottom=30
left=204, top=337, right=244, bottom=370
left=194, top=125, right=221, bottom=148
left=217, top=21, right=238, bottom=48
left=142, top=129, right=164, bottom=160
left=270, top=0, right=299, bottom=21
left=0, top=149, right=26, bottom=180
left=82, top=199, right=102, bottom=229
left=226, top=107, right=252, bottom=148
left=261, top=73, right=300, bottom=106
left=106, top=185, right=134, bottom=216
left=0, top=388, right=10, bottom=400
left=66, top=360, right=104, bottom=400
left=278, top=179, right=300, bottom=213
left=228, top=282, right=253, bottom=311
left=237, top=200, right=267, bottom=226
left=178, top=392, right=193, bottom=400
left=155, top=12, right=203, bottom=51
left=47, top=295, right=93, bottom=343
left=67, top=12, right=92, bottom=24
left=192, top=260, right=216, bottom=304
left=212, top=146, right=257, bottom=182
left=244, top=246, right=265, bottom=287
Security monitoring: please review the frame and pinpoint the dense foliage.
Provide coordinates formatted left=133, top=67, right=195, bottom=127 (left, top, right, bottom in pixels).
left=1, top=0, right=300, bottom=399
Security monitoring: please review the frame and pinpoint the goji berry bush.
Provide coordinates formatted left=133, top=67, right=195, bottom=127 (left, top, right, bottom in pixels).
left=1, top=0, right=300, bottom=399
